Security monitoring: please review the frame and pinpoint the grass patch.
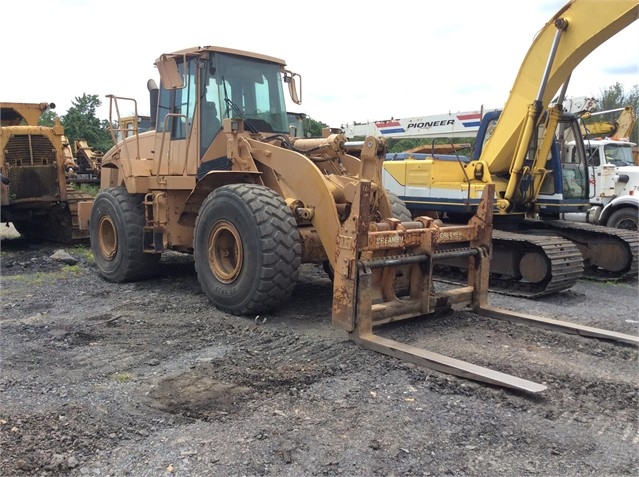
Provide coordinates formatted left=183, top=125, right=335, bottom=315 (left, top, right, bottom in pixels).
left=111, top=372, right=133, bottom=383
left=71, top=183, right=100, bottom=197
left=68, top=244, right=95, bottom=264
left=2, top=266, right=85, bottom=285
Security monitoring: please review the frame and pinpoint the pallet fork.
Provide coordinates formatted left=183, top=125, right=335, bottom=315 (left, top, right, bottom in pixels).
left=331, top=182, right=638, bottom=393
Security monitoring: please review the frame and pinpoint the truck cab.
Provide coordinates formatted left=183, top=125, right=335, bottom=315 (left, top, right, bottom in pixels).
left=580, top=137, right=637, bottom=205
left=562, top=137, right=639, bottom=229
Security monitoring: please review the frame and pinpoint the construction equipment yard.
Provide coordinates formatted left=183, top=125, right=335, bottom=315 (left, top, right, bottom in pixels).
left=0, top=231, right=637, bottom=476
left=1, top=1, right=638, bottom=475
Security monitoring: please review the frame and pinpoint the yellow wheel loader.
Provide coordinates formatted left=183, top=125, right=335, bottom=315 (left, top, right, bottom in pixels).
left=80, top=38, right=636, bottom=394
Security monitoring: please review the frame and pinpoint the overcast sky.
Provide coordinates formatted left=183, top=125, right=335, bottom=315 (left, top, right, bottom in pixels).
left=3, top=0, right=638, bottom=128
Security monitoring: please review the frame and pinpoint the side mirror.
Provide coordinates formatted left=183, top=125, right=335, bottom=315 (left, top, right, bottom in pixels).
left=156, top=54, right=184, bottom=89
left=283, top=70, right=302, bottom=105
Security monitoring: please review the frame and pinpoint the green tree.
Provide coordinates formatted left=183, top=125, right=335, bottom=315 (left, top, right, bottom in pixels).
left=61, top=94, right=113, bottom=153
left=38, top=109, right=59, bottom=127
left=386, top=137, right=476, bottom=154
left=303, top=117, right=329, bottom=137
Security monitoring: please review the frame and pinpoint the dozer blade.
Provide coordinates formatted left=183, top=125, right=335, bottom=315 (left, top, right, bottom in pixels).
left=332, top=181, right=638, bottom=394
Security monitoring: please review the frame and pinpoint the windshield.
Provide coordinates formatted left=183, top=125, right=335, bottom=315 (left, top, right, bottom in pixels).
left=207, top=52, right=289, bottom=133
left=602, top=143, right=635, bottom=167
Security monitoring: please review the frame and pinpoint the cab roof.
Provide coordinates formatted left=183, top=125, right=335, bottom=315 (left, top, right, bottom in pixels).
left=155, top=45, right=287, bottom=67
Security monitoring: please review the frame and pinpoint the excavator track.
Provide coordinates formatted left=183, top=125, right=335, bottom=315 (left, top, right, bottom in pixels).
left=522, top=220, right=639, bottom=282
left=434, top=230, right=583, bottom=298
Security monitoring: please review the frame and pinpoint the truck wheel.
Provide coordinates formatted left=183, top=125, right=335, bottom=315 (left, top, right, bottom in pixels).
left=89, top=187, right=160, bottom=282
left=606, top=208, right=638, bottom=231
left=194, top=184, right=301, bottom=315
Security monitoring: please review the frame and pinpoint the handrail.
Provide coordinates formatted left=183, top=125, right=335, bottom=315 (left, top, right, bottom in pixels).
left=107, top=95, right=141, bottom=179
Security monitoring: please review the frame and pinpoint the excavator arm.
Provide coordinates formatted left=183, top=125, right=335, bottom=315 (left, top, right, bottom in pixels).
left=581, top=106, right=636, bottom=139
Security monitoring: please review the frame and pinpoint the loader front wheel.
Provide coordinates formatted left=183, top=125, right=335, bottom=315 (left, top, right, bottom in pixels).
left=89, top=187, right=160, bottom=282
left=194, top=184, right=301, bottom=315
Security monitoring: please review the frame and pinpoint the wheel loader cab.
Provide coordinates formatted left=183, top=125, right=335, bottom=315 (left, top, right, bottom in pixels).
left=200, top=99, right=221, bottom=155
left=154, top=49, right=294, bottom=175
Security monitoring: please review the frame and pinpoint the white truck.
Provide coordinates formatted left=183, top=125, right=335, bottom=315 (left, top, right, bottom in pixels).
left=341, top=109, right=497, bottom=140
left=560, top=105, right=638, bottom=230
left=561, top=135, right=638, bottom=230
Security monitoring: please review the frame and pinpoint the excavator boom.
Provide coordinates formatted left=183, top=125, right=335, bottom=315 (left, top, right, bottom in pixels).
left=581, top=106, right=636, bottom=139
left=483, top=0, right=637, bottom=173
left=375, top=0, right=639, bottom=296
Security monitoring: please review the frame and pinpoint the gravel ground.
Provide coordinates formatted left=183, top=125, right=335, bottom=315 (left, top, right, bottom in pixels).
left=1, top=226, right=638, bottom=477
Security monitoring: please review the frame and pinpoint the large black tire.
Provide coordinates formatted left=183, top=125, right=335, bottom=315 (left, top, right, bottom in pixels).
left=387, top=190, right=412, bottom=221
left=194, top=184, right=301, bottom=315
left=89, top=187, right=160, bottom=282
left=12, top=218, right=45, bottom=241
left=606, top=208, right=638, bottom=231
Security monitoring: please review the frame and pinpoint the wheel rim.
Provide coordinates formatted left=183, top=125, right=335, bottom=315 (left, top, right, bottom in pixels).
left=208, top=220, right=243, bottom=283
left=616, top=218, right=638, bottom=231
left=97, top=215, right=118, bottom=261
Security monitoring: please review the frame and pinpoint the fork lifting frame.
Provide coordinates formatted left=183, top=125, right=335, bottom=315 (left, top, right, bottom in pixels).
left=332, top=181, right=638, bottom=394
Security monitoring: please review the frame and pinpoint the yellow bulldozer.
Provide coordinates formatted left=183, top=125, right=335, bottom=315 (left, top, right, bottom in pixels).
left=0, top=102, right=92, bottom=242
left=77, top=25, right=637, bottom=394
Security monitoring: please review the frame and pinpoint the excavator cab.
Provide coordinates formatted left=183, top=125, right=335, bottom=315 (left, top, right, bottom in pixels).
left=475, top=109, right=590, bottom=215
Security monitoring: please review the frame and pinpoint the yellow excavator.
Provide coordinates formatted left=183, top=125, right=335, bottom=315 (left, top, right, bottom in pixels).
left=77, top=0, right=638, bottom=393
left=579, top=105, right=636, bottom=139
left=383, top=0, right=639, bottom=297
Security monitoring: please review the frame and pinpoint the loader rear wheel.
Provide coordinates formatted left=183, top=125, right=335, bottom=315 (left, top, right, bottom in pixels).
left=387, top=191, right=412, bottom=222
left=12, top=203, right=74, bottom=244
left=12, top=219, right=45, bottom=241
left=194, top=184, right=301, bottom=315
left=89, top=187, right=160, bottom=283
